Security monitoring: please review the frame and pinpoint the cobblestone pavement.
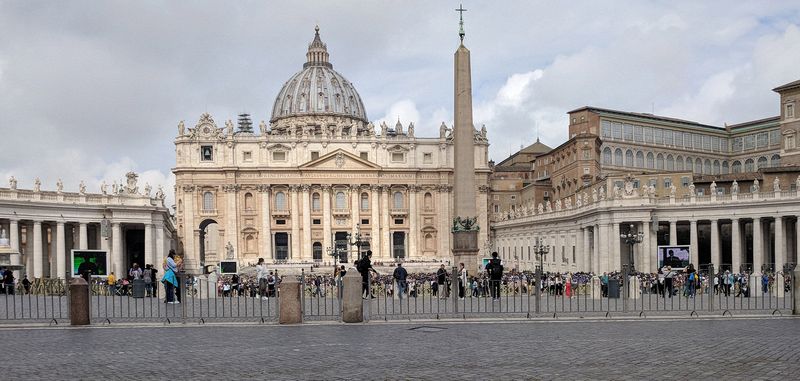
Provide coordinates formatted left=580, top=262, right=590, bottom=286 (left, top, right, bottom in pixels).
left=0, top=317, right=798, bottom=380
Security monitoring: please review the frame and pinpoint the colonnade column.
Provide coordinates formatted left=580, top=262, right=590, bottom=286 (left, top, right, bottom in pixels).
left=576, top=227, right=584, bottom=271
left=301, top=185, right=312, bottom=261
left=592, top=225, right=599, bottom=273
left=9, top=220, right=20, bottom=274
left=669, top=221, right=677, bottom=246
left=259, top=186, right=272, bottom=259
left=33, top=221, right=43, bottom=279
left=48, top=225, right=56, bottom=278
left=710, top=219, right=720, bottom=267
left=52, top=221, right=65, bottom=279
left=380, top=186, right=391, bottom=260
left=290, top=185, right=301, bottom=260
left=640, top=220, right=651, bottom=273
left=611, top=223, right=621, bottom=272
left=322, top=185, right=332, bottom=258
left=112, top=223, right=123, bottom=276
left=155, top=223, right=165, bottom=271
left=79, top=222, right=88, bottom=250
left=774, top=216, right=784, bottom=275
left=753, top=217, right=763, bottom=274
left=408, top=185, right=418, bottom=260
left=689, top=220, right=698, bottom=266
left=582, top=227, right=591, bottom=272
left=598, top=224, right=609, bottom=273
left=350, top=185, right=359, bottom=248
left=796, top=215, right=800, bottom=268
left=370, top=185, right=380, bottom=259
left=731, top=219, right=741, bottom=272
left=144, top=223, right=153, bottom=267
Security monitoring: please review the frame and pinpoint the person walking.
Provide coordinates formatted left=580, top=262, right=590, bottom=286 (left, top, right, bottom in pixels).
left=664, top=266, right=675, bottom=298
left=162, top=250, right=179, bottom=304
left=436, top=264, right=448, bottom=299
left=486, top=252, right=504, bottom=301
left=458, top=263, right=468, bottom=300
left=393, top=263, right=408, bottom=299
left=256, top=258, right=268, bottom=300
left=357, top=251, right=378, bottom=298
left=143, top=265, right=153, bottom=297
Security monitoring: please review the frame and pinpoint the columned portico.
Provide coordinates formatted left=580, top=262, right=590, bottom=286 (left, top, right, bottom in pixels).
left=731, top=218, right=742, bottom=272
left=32, top=221, right=43, bottom=278
left=774, top=216, right=784, bottom=275
left=370, top=185, right=380, bottom=259
left=669, top=221, right=677, bottom=246
left=753, top=217, right=763, bottom=274
left=689, top=220, right=698, bottom=266
left=301, top=185, right=312, bottom=261
left=408, top=185, right=418, bottom=260
left=290, top=185, right=300, bottom=260
left=260, top=186, right=272, bottom=260
left=79, top=222, right=88, bottom=250
left=381, top=186, right=390, bottom=259
left=710, top=219, right=720, bottom=267
left=322, top=185, right=332, bottom=259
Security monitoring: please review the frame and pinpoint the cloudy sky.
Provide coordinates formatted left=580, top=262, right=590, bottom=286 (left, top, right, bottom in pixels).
left=1, top=1, right=799, bottom=206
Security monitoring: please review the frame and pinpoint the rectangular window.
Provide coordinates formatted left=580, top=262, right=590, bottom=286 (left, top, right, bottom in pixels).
left=756, top=132, right=768, bottom=148
left=601, top=120, right=613, bottom=138
left=633, top=180, right=640, bottom=189
left=360, top=152, right=368, bottom=160
left=243, top=151, right=252, bottom=162
left=649, top=178, right=657, bottom=188
left=311, top=151, right=319, bottom=160
left=681, top=176, right=690, bottom=187
left=493, top=195, right=499, bottom=201
left=613, top=122, right=623, bottom=139
left=733, top=137, right=743, bottom=152
left=644, top=127, right=653, bottom=143
left=653, top=128, right=663, bottom=145
left=583, top=167, right=590, bottom=175
left=614, top=181, right=624, bottom=189
left=712, top=137, right=720, bottom=152
left=684, top=132, right=692, bottom=149
left=423, top=152, right=432, bottom=164
left=276, top=219, right=286, bottom=225
left=703, top=135, right=711, bottom=150
left=634, top=126, right=643, bottom=142
left=671, top=131, right=680, bottom=147
left=769, top=130, right=780, bottom=146
left=361, top=219, right=369, bottom=225
left=664, top=178, right=672, bottom=189
left=744, top=135, right=755, bottom=150
left=391, top=152, right=404, bottom=162
left=313, top=219, right=321, bottom=225
left=787, top=103, right=795, bottom=118
left=394, top=218, right=404, bottom=224
left=201, top=145, right=213, bottom=161
left=624, top=124, right=634, bottom=140
left=510, top=195, right=516, bottom=200
left=272, top=151, right=286, bottom=161
left=694, top=134, right=703, bottom=150
left=717, top=187, right=725, bottom=195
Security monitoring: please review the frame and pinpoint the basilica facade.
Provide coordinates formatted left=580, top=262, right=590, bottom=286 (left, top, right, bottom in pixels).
left=173, top=27, right=490, bottom=272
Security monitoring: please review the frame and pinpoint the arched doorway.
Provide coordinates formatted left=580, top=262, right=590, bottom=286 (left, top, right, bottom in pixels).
left=199, top=219, right=219, bottom=273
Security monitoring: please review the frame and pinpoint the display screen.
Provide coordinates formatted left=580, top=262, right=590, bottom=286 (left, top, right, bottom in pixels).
left=71, top=250, right=109, bottom=277
left=657, top=246, right=690, bottom=269
left=219, top=261, right=238, bottom=274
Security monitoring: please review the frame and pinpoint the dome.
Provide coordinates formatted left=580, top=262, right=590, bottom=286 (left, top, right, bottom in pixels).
left=270, top=26, right=368, bottom=125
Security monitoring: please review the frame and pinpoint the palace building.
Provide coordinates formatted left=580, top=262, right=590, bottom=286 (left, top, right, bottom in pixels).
left=173, top=27, right=490, bottom=272
left=491, top=80, right=800, bottom=275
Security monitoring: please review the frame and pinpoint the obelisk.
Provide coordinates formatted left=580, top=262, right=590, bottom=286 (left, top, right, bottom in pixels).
left=451, top=5, right=480, bottom=275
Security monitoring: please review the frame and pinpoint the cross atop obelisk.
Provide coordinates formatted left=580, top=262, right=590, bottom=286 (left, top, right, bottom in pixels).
left=456, top=4, right=467, bottom=42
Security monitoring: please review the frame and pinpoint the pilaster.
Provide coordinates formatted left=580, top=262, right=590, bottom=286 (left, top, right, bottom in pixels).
left=290, top=185, right=300, bottom=260
left=408, top=185, right=418, bottom=260
left=301, top=185, right=312, bottom=261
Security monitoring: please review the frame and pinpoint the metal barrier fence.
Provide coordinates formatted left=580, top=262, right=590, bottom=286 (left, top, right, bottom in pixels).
left=0, top=279, right=69, bottom=324
left=300, top=272, right=342, bottom=321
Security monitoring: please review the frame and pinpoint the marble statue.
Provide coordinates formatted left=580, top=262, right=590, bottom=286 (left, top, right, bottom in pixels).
left=731, top=180, right=739, bottom=194
left=56, top=178, right=63, bottom=193
left=439, top=122, right=448, bottom=138
left=125, top=172, right=139, bottom=195
left=688, top=182, right=695, bottom=196
left=591, top=188, right=598, bottom=202
left=613, top=185, right=622, bottom=199
left=545, top=200, right=552, bottom=213
left=599, top=186, right=606, bottom=200
left=79, top=181, right=86, bottom=194
left=480, top=124, right=487, bottom=139
left=144, top=183, right=152, bottom=196
left=773, top=177, right=780, bottom=192
left=752, top=179, right=760, bottom=193
left=407, top=122, right=415, bottom=137
left=33, top=177, right=41, bottom=192
left=225, top=241, right=234, bottom=259
left=259, top=120, right=267, bottom=135
left=380, top=121, right=388, bottom=136
left=670, top=184, right=676, bottom=196
left=155, top=185, right=165, bottom=200
left=225, top=120, right=234, bottom=136
left=796, top=175, right=800, bottom=191
left=100, top=181, right=108, bottom=195
left=576, top=194, right=583, bottom=208
left=0, top=227, right=7, bottom=246
left=537, top=203, right=544, bottom=214
left=178, top=120, right=185, bottom=136
left=710, top=181, right=717, bottom=196
left=555, top=199, right=562, bottom=211
left=648, top=184, right=656, bottom=197
left=112, top=181, right=118, bottom=195
left=565, top=197, right=572, bottom=209
left=9, top=176, right=17, bottom=190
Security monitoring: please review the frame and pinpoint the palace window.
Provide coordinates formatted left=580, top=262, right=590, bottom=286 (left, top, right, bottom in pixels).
left=656, top=154, right=664, bottom=170
left=644, top=127, right=653, bottom=143
left=625, top=150, right=634, bottom=166
left=275, top=192, right=287, bottom=211
left=681, top=177, right=690, bottom=187
left=335, top=191, right=346, bottom=208
left=360, top=193, right=369, bottom=210
left=664, top=178, right=672, bottom=189
left=744, top=159, right=754, bottom=172
left=636, top=151, right=644, bottom=168
left=770, top=130, right=781, bottom=146
left=664, top=130, right=673, bottom=146
left=393, top=191, right=404, bottom=208
left=771, top=154, right=781, bottom=167
left=646, top=152, right=654, bottom=169
left=614, top=148, right=623, bottom=166
left=201, top=145, right=213, bottom=161
left=244, top=192, right=254, bottom=211
left=757, top=156, right=767, bottom=170
left=360, top=152, right=369, bottom=160
left=312, top=193, right=321, bottom=211
left=744, top=135, right=755, bottom=150
left=272, top=151, right=286, bottom=161
left=634, top=126, right=643, bottom=142
left=675, top=155, right=684, bottom=171
left=787, top=103, right=795, bottom=119
left=203, top=192, right=214, bottom=210
left=613, top=123, right=623, bottom=139
left=654, top=128, right=663, bottom=145
left=423, top=192, right=433, bottom=209
left=423, top=152, right=432, bottom=164
left=601, top=121, right=612, bottom=138
left=731, top=161, right=742, bottom=173
left=757, top=132, right=768, bottom=148
left=602, top=147, right=612, bottom=164
left=391, top=152, right=405, bottom=162
left=624, top=124, right=633, bottom=140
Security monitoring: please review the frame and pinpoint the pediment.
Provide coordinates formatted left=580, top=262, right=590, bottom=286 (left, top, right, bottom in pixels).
left=299, top=149, right=381, bottom=170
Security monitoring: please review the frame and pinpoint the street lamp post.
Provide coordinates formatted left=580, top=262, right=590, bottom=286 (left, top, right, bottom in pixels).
left=346, top=224, right=370, bottom=262
left=533, top=238, right=549, bottom=314
left=619, top=223, right=644, bottom=273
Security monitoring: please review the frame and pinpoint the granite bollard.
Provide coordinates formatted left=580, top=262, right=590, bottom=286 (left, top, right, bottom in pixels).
left=279, top=276, right=302, bottom=324
left=342, top=271, right=363, bottom=323
left=69, top=276, right=90, bottom=325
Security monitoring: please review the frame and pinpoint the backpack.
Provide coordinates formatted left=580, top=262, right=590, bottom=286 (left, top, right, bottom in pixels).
left=357, top=259, right=368, bottom=273
left=143, top=269, right=152, bottom=283
left=267, top=275, right=275, bottom=285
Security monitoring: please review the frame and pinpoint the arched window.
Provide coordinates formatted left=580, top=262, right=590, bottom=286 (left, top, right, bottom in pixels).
left=666, top=154, right=674, bottom=171
left=744, top=159, right=754, bottom=172
left=757, top=156, right=768, bottom=170
left=360, top=193, right=369, bottom=210
left=312, top=193, right=321, bottom=211
left=244, top=192, right=254, bottom=211
left=625, top=150, right=634, bottom=167
left=203, top=192, right=214, bottom=211
left=722, top=161, right=729, bottom=174
left=335, top=191, right=346, bottom=209
left=771, top=154, right=781, bottom=167
left=675, top=155, right=684, bottom=171
left=423, top=192, right=433, bottom=210
left=602, top=147, right=612, bottom=165
left=393, top=191, right=404, bottom=208
left=425, top=233, right=434, bottom=250
left=685, top=157, right=693, bottom=172
left=704, top=159, right=711, bottom=175
left=656, top=153, right=664, bottom=170
left=636, top=151, right=644, bottom=167
left=313, top=242, right=323, bottom=261
left=732, top=161, right=742, bottom=173
left=646, top=152, right=655, bottom=169
left=275, top=192, right=287, bottom=210
left=614, top=148, right=623, bottom=166
left=694, top=158, right=702, bottom=174
left=713, top=160, right=720, bottom=175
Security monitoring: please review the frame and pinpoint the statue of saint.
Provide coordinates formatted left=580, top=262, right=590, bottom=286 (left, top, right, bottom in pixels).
left=225, top=120, right=234, bottom=136
left=688, top=182, right=695, bottom=196
left=112, top=181, right=118, bottom=195
left=407, top=122, right=415, bottom=137
left=439, top=122, right=448, bottom=138
left=144, top=183, right=152, bottom=196
left=178, top=120, right=185, bottom=136
left=56, top=178, right=64, bottom=193
left=34, top=177, right=41, bottom=192
left=225, top=241, right=234, bottom=259
left=100, top=181, right=108, bottom=195
left=9, top=176, right=17, bottom=190
left=79, top=181, right=86, bottom=194
left=709, top=181, right=717, bottom=196
left=773, top=177, right=780, bottom=192
left=259, top=120, right=267, bottom=135
left=731, top=180, right=739, bottom=194
left=155, top=185, right=165, bottom=200
left=752, top=179, right=760, bottom=193
left=796, top=175, right=800, bottom=192
left=670, top=184, right=676, bottom=196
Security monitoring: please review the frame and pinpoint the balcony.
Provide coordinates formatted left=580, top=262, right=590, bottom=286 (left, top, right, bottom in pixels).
left=271, top=209, right=290, bottom=217
left=242, top=208, right=258, bottom=216
left=332, top=208, right=351, bottom=216
left=389, top=208, right=408, bottom=216
left=199, top=209, right=217, bottom=217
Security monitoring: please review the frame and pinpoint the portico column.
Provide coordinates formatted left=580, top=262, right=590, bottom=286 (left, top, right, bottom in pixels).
left=753, top=217, right=763, bottom=274
left=731, top=219, right=741, bottom=272
left=640, top=220, right=651, bottom=272
left=322, top=185, right=332, bottom=258
left=576, top=228, right=584, bottom=271
left=9, top=220, right=20, bottom=273
left=408, top=185, right=418, bottom=260
left=290, top=185, right=301, bottom=260
left=598, top=224, right=609, bottom=273
left=155, top=223, right=165, bottom=271
left=582, top=227, right=590, bottom=272
left=370, top=185, right=380, bottom=259
left=350, top=185, right=359, bottom=255
left=710, top=219, right=720, bottom=267
left=592, top=225, right=600, bottom=273
left=144, top=223, right=153, bottom=267
left=381, top=186, right=391, bottom=260
left=33, top=221, right=43, bottom=278
left=300, top=185, right=311, bottom=261
left=796, top=215, right=800, bottom=268
left=49, top=225, right=57, bottom=277
left=774, top=216, right=784, bottom=275
left=79, top=222, right=88, bottom=250
left=57, top=222, right=66, bottom=278
left=669, top=221, right=677, bottom=246
left=689, top=220, right=698, bottom=266
left=612, top=223, right=621, bottom=272
left=112, top=222, right=123, bottom=276
left=259, top=186, right=272, bottom=259
left=438, top=186, right=451, bottom=261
